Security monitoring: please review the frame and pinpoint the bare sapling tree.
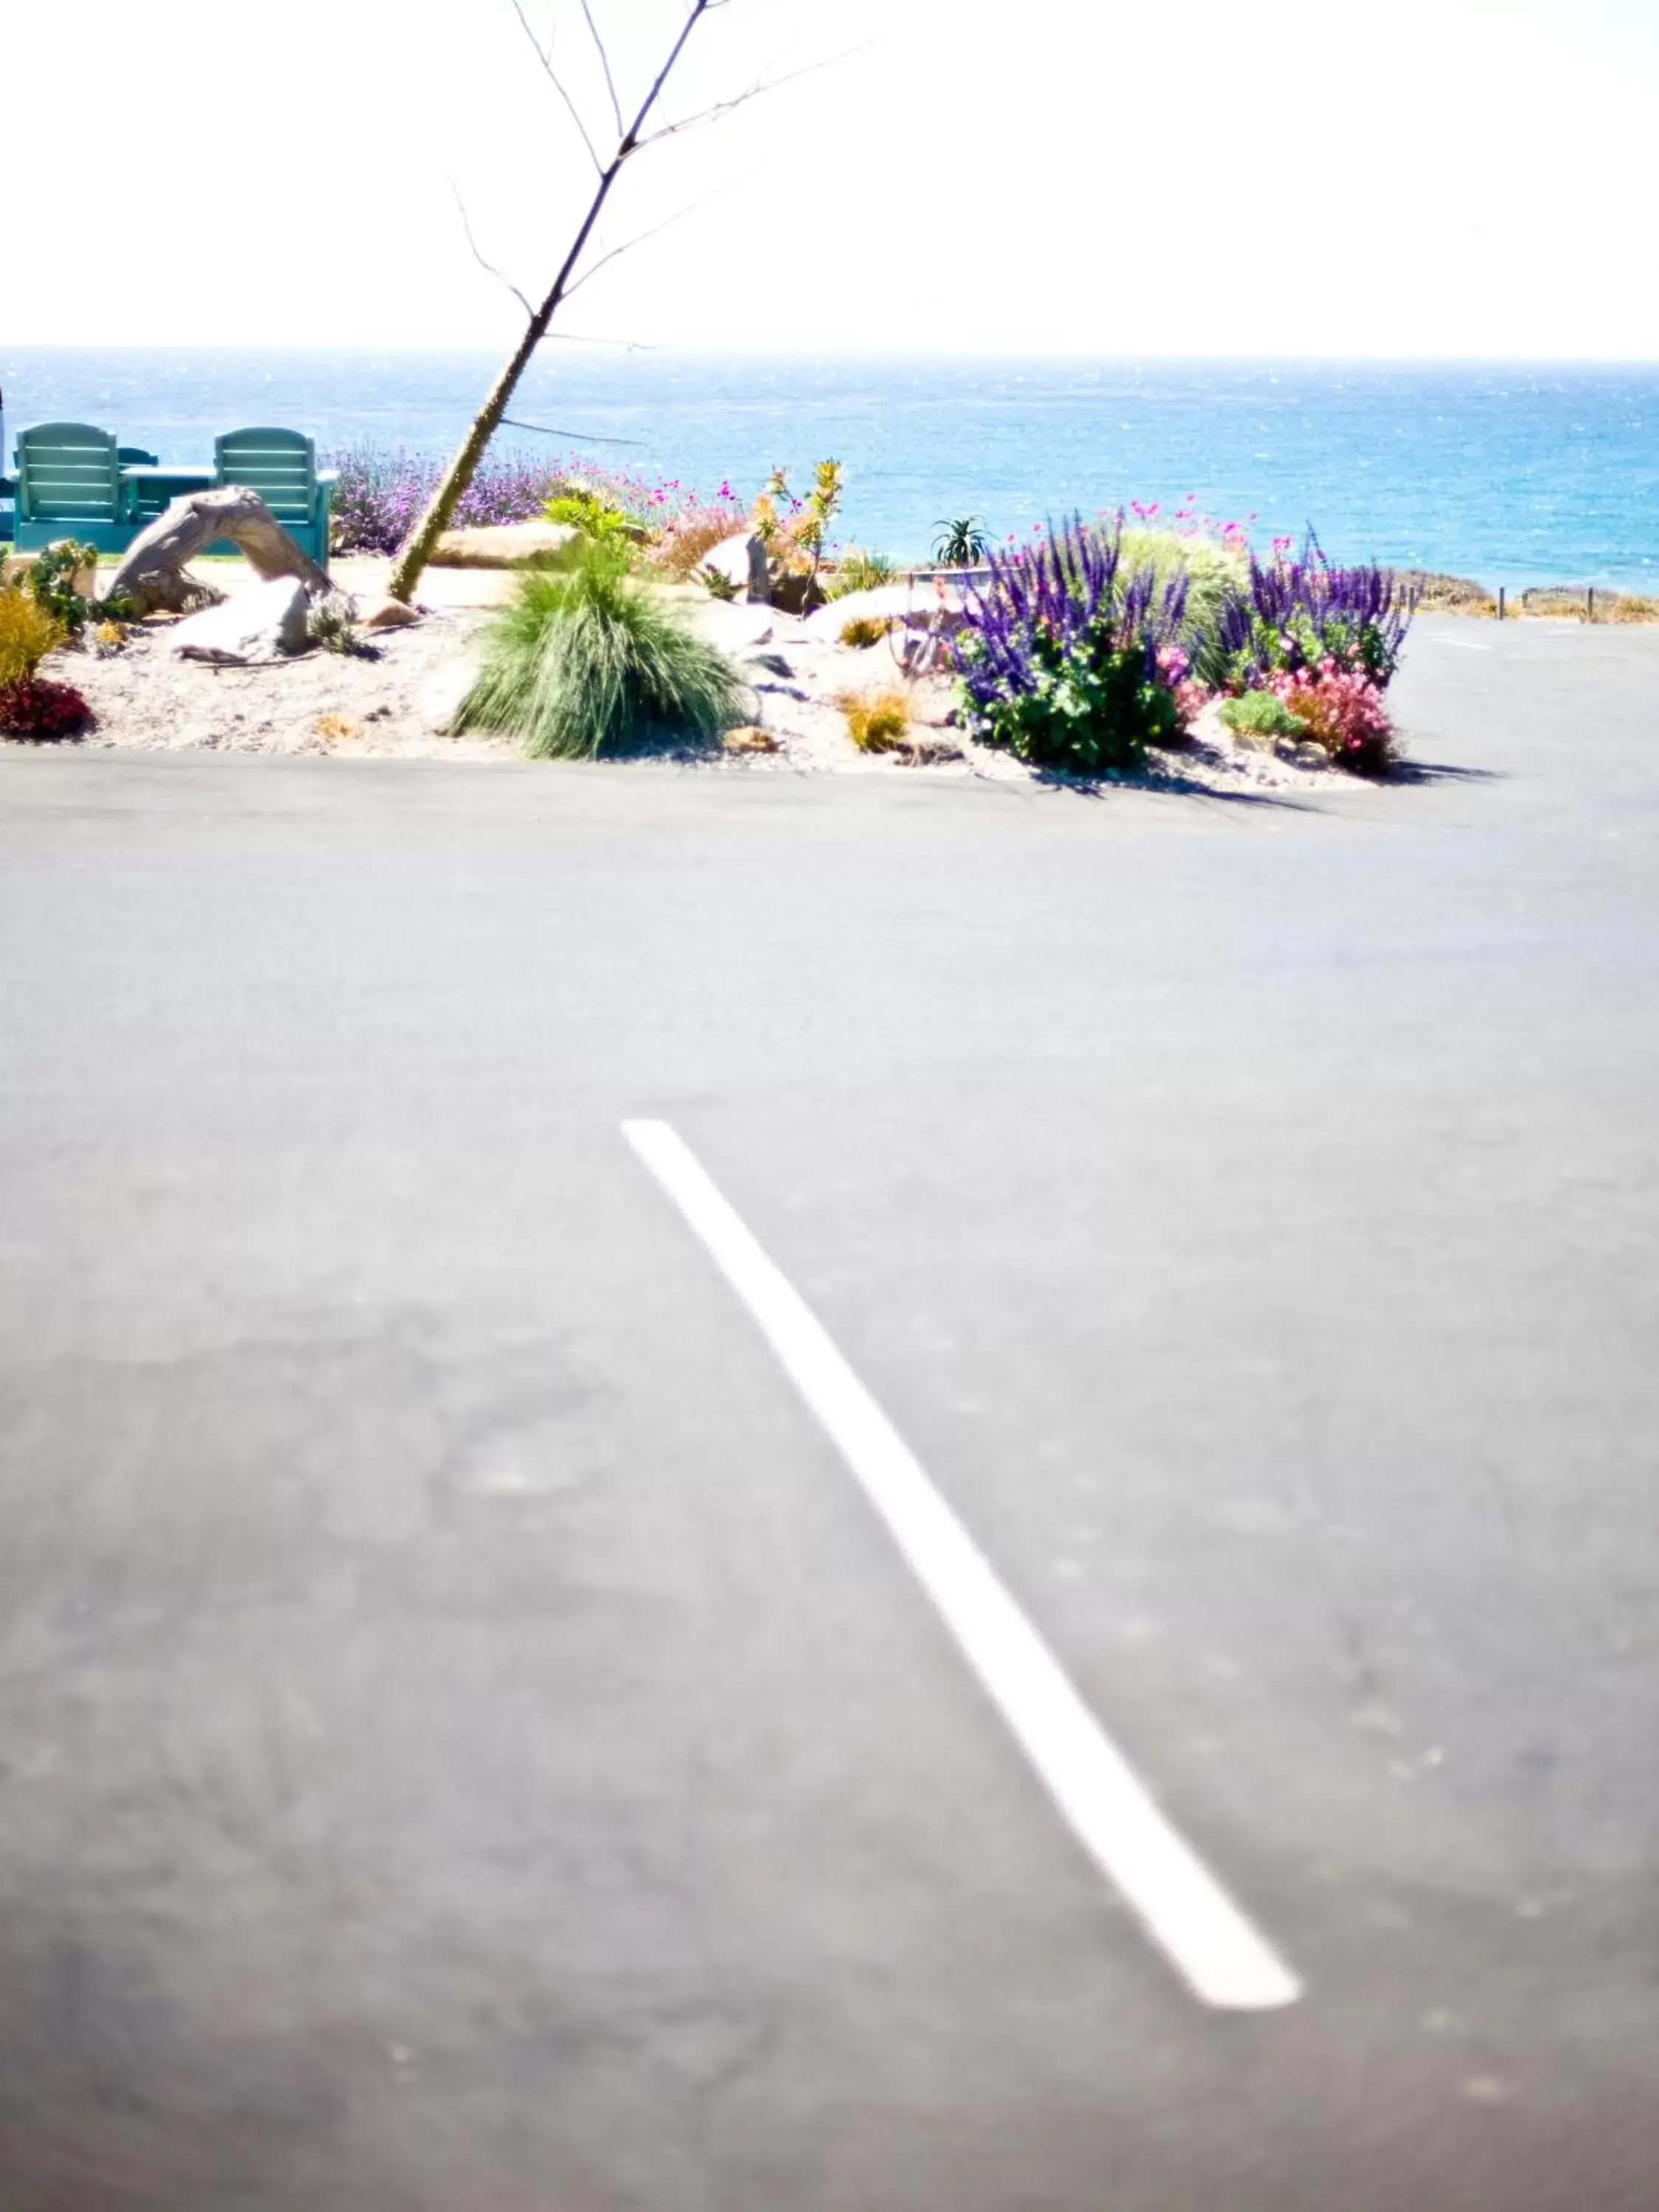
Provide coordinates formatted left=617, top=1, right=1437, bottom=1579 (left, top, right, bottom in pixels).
left=389, top=0, right=796, bottom=604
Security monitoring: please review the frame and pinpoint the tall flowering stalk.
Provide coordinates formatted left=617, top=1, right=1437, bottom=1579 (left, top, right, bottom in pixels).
left=1219, top=530, right=1414, bottom=691
left=956, top=517, right=1193, bottom=773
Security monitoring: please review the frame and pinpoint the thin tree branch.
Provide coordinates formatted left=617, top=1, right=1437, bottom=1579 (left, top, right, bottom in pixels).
left=509, top=0, right=603, bottom=173
left=577, top=0, right=624, bottom=137
left=498, top=417, right=647, bottom=443
left=561, top=187, right=728, bottom=302
left=448, top=179, right=534, bottom=319
left=638, top=46, right=860, bottom=145
left=541, top=331, right=658, bottom=349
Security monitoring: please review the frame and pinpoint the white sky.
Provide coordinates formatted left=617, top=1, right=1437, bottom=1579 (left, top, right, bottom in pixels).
left=6, top=0, right=1658, bottom=356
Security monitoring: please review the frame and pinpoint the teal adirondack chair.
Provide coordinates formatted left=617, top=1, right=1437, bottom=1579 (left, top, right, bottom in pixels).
left=213, top=428, right=335, bottom=565
left=13, top=422, right=136, bottom=553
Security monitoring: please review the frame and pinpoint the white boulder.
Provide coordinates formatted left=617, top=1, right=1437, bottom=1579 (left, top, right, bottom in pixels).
left=701, top=532, right=770, bottom=602
left=807, top=582, right=970, bottom=642
left=170, top=577, right=309, bottom=665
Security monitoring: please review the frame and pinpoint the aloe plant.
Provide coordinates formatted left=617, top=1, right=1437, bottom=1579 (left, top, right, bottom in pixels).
left=932, top=516, right=990, bottom=566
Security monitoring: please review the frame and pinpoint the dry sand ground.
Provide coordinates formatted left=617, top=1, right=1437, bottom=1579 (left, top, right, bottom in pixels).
left=51, top=552, right=1343, bottom=795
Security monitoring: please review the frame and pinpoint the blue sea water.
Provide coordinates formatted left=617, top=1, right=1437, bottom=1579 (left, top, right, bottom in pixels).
left=5, top=347, right=1658, bottom=590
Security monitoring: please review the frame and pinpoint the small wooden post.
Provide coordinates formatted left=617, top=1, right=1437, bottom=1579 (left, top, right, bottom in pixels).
left=1587, top=586, right=1596, bottom=624
left=1498, top=586, right=1506, bottom=622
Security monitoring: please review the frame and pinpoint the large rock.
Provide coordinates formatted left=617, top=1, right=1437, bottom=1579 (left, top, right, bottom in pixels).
left=807, top=582, right=970, bottom=641
left=430, top=522, right=579, bottom=570
left=358, top=594, right=422, bottom=630
left=701, top=532, right=770, bottom=602
left=170, top=577, right=309, bottom=665
left=768, top=569, right=827, bottom=616
left=680, top=598, right=779, bottom=653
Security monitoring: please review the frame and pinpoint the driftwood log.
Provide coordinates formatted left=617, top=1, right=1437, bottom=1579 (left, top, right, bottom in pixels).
left=108, top=489, right=335, bottom=616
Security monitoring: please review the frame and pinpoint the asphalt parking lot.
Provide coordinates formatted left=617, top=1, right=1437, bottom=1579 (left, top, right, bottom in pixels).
left=2, top=617, right=1657, bottom=2211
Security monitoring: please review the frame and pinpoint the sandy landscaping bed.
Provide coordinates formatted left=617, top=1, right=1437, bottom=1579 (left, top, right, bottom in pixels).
left=35, top=553, right=1346, bottom=795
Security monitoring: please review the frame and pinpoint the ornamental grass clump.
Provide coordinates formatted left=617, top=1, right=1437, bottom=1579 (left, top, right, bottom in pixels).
left=1117, top=525, right=1247, bottom=689
left=956, top=518, right=1191, bottom=774
left=458, top=540, right=750, bottom=760
left=828, top=548, right=899, bottom=597
left=0, top=585, right=65, bottom=687
left=838, top=689, right=910, bottom=752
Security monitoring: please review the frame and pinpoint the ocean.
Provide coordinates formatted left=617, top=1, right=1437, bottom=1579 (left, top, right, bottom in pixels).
left=4, top=347, right=1657, bottom=591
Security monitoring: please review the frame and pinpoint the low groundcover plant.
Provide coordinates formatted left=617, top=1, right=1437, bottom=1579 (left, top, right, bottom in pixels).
left=0, top=675, right=92, bottom=741
left=1219, top=689, right=1305, bottom=741
left=457, top=539, right=750, bottom=759
left=1267, top=661, right=1394, bottom=772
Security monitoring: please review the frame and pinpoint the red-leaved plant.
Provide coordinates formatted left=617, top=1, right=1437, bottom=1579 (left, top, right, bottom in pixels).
left=0, top=677, right=93, bottom=742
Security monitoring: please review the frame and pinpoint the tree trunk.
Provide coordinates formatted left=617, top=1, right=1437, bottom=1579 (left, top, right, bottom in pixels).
left=109, top=490, right=335, bottom=616
left=386, top=310, right=554, bottom=605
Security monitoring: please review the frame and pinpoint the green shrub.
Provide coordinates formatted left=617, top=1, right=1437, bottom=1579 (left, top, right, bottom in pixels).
left=458, top=540, right=751, bottom=759
left=1219, top=689, right=1305, bottom=740
left=546, top=487, right=635, bottom=546
left=21, top=541, right=100, bottom=634
left=840, top=613, right=893, bottom=649
left=0, top=586, right=65, bottom=686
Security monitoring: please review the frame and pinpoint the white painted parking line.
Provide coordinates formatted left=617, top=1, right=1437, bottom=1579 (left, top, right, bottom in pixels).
left=622, top=1118, right=1303, bottom=2014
